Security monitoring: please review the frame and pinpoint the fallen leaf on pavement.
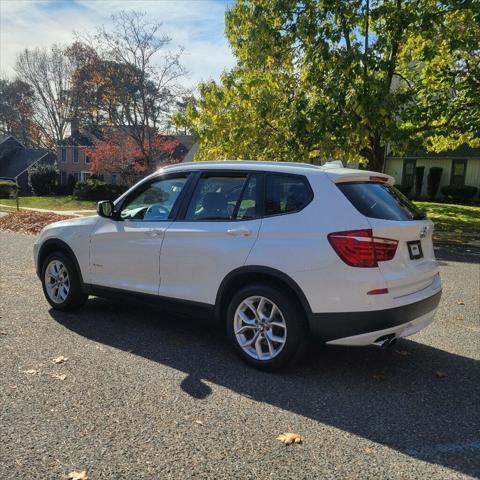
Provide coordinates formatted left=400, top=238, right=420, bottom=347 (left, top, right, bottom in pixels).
left=456, top=300, right=465, bottom=305
left=50, top=373, right=67, bottom=381
left=22, top=369, right=39, bottom=375
left=67, top=471, right=88, bottom=480
left=395, top=349, right=411, bottom=356
left=436, top=371, right=447, bottom=378
left=277, top=432, right=304, bottom=445
left=195, top=420, right=204, bottom=426
left=53, top=355, right=68, bottom=364
left=0, top=331, right=7, bottom=336
left=373, top=373, right=386, bottom=381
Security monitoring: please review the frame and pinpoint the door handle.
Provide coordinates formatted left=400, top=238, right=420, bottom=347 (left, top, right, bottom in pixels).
left=146, top=230, right=163, bottom=237
left=227, top=228, right=252, bottom=237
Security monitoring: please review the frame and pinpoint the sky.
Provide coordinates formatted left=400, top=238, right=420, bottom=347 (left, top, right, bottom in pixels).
left=0, top=0, right=236, bottom=88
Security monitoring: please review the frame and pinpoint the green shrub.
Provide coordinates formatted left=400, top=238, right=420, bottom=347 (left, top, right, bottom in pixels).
left=28, top=163, right=59, bottom=195
left=427, top=167, right=443, bottom=200
left=441, top=184, right=478, bottom=203
left=54, top=174, right=76, bottom=195
left=73, top=179, right=127, bottom=201
left=0, top=179, right=19, bottom=199
left=414, top=166, right=425, bottom=198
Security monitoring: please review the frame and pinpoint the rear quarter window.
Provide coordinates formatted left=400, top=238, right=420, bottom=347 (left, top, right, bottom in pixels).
left=265, top=174, right=313, bottom=216
left=337, top=182, right=426, bottom=221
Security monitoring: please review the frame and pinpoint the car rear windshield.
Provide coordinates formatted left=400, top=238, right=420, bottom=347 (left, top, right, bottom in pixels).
left=337, top=182, right=426, bottom=221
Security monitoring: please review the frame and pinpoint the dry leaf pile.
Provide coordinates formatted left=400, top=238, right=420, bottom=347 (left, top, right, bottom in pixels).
left=277, top=432, right=304, bottom=445
left=0, top=211, right=72, bottom=235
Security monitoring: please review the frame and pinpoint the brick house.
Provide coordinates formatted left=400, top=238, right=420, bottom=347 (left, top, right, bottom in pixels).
left=57, top=120, right=197, bottom=186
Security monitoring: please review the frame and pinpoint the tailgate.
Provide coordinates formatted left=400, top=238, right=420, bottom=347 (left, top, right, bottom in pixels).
left=368, top=218, right=439, bottom=298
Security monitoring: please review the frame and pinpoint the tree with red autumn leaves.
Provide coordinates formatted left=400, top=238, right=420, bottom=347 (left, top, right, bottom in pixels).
left=87, top=130, right=180, bottom=185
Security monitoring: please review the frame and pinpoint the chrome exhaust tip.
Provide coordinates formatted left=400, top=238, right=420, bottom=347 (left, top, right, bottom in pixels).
left=372, top=334, right=397, bottom=348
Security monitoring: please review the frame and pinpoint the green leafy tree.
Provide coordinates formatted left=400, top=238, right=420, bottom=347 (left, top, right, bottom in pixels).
left=177, top=0, right=480, bottom=170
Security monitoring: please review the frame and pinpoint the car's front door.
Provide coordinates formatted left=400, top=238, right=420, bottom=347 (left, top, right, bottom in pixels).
left=159, top=172, right=262, bottom=304
left=89, top=173, right=189, bottom=294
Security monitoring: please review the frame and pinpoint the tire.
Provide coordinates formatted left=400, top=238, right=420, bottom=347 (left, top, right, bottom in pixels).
left=226, top=284, right=307, bottom=371
left=41, top=251, right=88, bottom=311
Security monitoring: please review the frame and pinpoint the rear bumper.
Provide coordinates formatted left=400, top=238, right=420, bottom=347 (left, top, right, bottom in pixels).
left=308, top=291, right=441, bottom=344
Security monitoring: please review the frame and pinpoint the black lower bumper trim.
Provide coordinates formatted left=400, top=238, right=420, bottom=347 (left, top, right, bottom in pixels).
left=308, top=291, right=442, bottom=342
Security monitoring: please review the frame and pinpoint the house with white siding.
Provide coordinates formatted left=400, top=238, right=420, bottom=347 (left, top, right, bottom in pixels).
left=384, top=145, right=480, bottom=200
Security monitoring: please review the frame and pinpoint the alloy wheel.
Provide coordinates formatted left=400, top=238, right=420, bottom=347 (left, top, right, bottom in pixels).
left=234, top=296, right=287, bottom=361
left=44, top=259, right=70, bottom=304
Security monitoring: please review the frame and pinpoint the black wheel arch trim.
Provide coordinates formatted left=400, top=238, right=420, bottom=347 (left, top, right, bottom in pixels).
left=215, top=265, right=313, bottom=318
left=37, top=239, right=85, bottom=285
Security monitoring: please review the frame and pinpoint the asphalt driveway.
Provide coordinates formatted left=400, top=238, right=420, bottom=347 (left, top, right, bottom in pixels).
left=0, top=231, right=479, bottom=479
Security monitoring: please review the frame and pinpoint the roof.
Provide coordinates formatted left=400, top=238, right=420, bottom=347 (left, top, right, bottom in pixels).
left=388, top=143, right=480, bottom=159
left=0, top=147, right=54, bottom=178
left=162, top=160, right=323, bottom=175
left=159, top=160, right=392, bottom=182
left=58, top=131, right=98, bottom=147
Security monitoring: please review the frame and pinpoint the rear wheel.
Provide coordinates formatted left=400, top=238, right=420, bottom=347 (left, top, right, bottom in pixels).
left=41, top=252, right=87, bottom=311
left=226, top=284, right=307, bottom=370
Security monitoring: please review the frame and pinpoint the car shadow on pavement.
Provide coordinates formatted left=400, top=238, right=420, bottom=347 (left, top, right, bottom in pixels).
left=50, top=297, right=480, bottom=477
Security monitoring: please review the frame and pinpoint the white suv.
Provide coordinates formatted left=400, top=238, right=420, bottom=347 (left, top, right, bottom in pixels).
left=34, top=161, right=442, bottom=369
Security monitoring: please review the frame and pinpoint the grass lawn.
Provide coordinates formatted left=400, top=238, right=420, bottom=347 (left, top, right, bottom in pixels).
left=0, top=196, right=96, bottom=211
left=415, top=201, right=480, bottom=237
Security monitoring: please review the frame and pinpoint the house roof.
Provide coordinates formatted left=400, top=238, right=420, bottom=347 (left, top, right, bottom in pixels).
left=0, top=145, right=54, bottom=178
left=58, top=130, right=98, bottom=147
left=388, top=143, right=480, bottom=159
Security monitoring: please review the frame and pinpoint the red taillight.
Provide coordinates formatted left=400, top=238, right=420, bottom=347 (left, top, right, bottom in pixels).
left=327, top=229, right=398, bottom=268
left=369, top=176, right=389, bottom=183
left=367, top=288, right=389, bottom=295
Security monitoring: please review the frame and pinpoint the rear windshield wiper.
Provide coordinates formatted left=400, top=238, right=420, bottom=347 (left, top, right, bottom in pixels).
left=412, top=210, right=427, bottom=220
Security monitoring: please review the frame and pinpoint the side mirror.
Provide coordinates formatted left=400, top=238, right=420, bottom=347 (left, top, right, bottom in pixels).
left=97, top=200, right=115, bottom=218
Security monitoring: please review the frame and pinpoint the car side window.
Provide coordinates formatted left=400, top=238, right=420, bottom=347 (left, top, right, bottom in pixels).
left=236, top=176, right=258, bottom=220
left=265, top=174, right=312, bottom=216
left=185, top=175, right=255, bottom=221
left=120, top=176, right=188, bottom=221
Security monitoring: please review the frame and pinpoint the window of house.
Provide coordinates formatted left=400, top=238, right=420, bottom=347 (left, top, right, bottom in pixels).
left=61, top=148, right=66, bottom=163
left=73, top=172, right=80, bottom=182
left=402, top=159, right=416, bottom=188
left=80, top=171, right=90, bottom=181
left=60, top=171, right=67, bottom=185
left=85, top=154, right=90, bottom=164
left=111, top=173, right=118, bottom=185
left=185, top=175, right=250, bottom=221
left=451, top=159, right=467, bottom=186
left=73, top=148, right=79, bottom=163
left=265, top=174, right=313, bottom=216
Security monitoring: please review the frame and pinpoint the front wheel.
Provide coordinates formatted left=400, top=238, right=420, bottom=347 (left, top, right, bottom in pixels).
left=226, top=284, right=307, bottom=370
left=41, top=252, right=87, bottom=311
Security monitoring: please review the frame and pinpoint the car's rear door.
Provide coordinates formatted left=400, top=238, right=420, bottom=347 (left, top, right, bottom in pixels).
left=158, top=171, right=262, bottom=304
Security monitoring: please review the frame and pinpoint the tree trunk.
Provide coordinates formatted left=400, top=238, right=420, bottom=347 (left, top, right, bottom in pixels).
left=363, top=136, right=385, bottom=172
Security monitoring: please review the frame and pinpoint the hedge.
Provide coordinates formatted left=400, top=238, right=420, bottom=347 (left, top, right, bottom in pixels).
left=73, top=179, right=127, bottom=201
left=0, top=180, right=19, bottom=199
left=28, top=163, right=59, bottom=196
left=441, top=185, right=478, bottom=203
